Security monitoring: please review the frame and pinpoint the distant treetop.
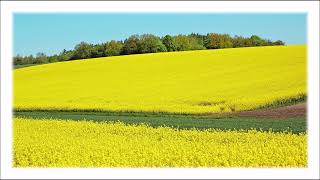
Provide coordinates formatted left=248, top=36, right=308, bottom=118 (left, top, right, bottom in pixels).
left=13, top=33, right=285, bottom=66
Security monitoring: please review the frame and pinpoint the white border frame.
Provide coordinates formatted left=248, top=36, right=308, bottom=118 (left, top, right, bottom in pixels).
left=1, top=1, right=319, bottom=179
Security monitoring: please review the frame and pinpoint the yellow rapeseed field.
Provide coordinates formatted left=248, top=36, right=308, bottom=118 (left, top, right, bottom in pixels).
left=14, top=45, right=306, bottom=114
left=13, top=118, right=307, bottom=167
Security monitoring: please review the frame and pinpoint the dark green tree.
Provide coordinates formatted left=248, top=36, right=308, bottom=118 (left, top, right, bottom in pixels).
left=13, top=55, right=24, bottom=65
left=204, top=33, right=233, bottom=49
left=58, top=49, right=73, bottom=61
left=104, top=40, right=124, bottom=56
left=71, top=42, right=93, bottom=60
left=25, top=55, right=35, bottom=64
left=137, top=34, right=167, bottom=53
left=34, top=52, right=48, bottom=64
left=13, top=33, right=286, bottom=66
left=250, top=35, right=265, bottom=46
left=48, top=55, right=59, bottom=63
left=273, top=40, right=285, bottom=45
left=162, top=35, right=177, bottom=52
left=90, top=44, right=105, bottom=58
left=190, top=33, right=206, bottom=47
left=122, top=35, right=140, bottom=55
left=174, top=35, right=205, bottom=51
left=232, top=35, right=246, bottom=48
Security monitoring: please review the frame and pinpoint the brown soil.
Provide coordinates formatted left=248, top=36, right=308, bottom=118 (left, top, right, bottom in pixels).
left=234, top=103, right=306, bottom=118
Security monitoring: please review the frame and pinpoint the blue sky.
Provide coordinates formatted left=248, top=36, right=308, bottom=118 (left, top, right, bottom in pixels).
left=14, top=13, right=306, bottom=56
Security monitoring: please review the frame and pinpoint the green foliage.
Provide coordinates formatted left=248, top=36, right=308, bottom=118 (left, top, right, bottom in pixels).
left=162, top=35, right=177, bottom=52
left=58, top=49, right=73, bottom=61
left=232, top=36, right=246, bottom=48
left=232, top=35, right=283, bottom=48
left=273, top=40, right=285, bottom=45
left=13, top=55, right=24, bottom=65
left=174, top=35, right=206, bottom=51
left=137, top=34, right=167, bottom=53
left=104, top=40, right=124, bottom=57
left=190, top=33, right=206, bottom=44
left=13, top=32, right=286, bottom=66
left=14, top=111, right=306, bottom=133
left=122, top=35, right=140, bottom=55
left=48, top=55, right=59, bottom=63
left=90, top=44, right=105, bottom=58
left=250, top=35, right=265, bottom=46
left=204, top=33, right=233, bottom=49
left=71, top=42, right=93, bottom=60
left=34, top=53, right=48, bottom=64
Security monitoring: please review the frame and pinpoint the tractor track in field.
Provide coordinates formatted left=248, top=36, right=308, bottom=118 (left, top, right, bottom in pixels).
left=234, top=103, right=306, bottom=118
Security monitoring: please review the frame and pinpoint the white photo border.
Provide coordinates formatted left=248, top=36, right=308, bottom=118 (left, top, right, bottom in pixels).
left=1, top=1, right=319, bottom=179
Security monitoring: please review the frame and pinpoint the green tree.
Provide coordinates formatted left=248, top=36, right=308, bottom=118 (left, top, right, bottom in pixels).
left=90, top=44, right=105, bottom=58
left=204, top=33, right=233, bottom=49
left=13, top=55, right=23, bottom=65
left=272, top=40, right=285, bottom=46
left=48, top=55, right=59, bottom=63
left=204, top=33, right=219, bottom=49
left=250, top=35, right=265, bottom=46
left=58, top=49, right=73, bottom=61
left=174, top=35, right=205, bottom=51
left=122, top=35, right=140, bottom=55
left=71, top=42, right=92, bottom=60
left=13, top=33, right=286, bottom=65
left=104, top=40, right=124, bottom=56
left=137, top=34, right=167, bottom=53
left=162, top=35, right=177, bottom=52
left=232, top=35, right=246, bottom=48
left=243, top=38, right=254, bottom=47
left=34, top=52, right=48, bottom=64
left=190, top=33, right=206, bottom=47
left=25, top=55, right=35, bottom=64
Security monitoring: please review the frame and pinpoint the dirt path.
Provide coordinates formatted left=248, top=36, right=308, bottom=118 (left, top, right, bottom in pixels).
left=235, top=103, right=306, bottom=118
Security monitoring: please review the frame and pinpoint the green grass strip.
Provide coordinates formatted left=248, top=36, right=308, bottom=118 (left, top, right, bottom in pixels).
left=14, top=111, right=306, bottom=134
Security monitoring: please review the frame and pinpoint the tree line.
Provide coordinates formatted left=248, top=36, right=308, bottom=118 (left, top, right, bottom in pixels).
left=13, top=33, right=285, bottom=66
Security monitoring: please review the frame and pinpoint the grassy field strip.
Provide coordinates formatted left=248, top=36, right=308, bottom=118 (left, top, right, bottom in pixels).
left=13, top=118, right=307, bottom=167
left=14, top=111, right=306, bottom=133
left=14, top=45, right=306, bottom=114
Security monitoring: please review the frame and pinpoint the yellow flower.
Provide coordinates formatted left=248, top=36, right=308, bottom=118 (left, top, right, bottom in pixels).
left=13, top=118, right=307, bottom=167
left=14, top=45, right=306, bottom=114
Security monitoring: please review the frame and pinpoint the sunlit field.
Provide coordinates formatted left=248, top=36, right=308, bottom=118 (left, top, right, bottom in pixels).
left=14, top=45, right=306, bottom=114
left=13, top=118, right=307, bottom=167
left=13, top=45, right=307, bottom=168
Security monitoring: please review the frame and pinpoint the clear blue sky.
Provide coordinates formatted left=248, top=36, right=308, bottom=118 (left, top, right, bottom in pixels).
left=14, top=13, right=306, bottom=56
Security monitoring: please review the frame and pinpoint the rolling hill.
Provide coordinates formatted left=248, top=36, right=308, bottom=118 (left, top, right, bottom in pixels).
left=14, top=45, right=306, bottom=114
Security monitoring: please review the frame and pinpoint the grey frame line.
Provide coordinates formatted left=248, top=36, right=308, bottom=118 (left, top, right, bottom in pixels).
left=0, top=0, right=319, bottom=179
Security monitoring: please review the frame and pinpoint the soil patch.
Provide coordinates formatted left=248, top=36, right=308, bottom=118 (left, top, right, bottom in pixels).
left=235, top=103, right=306, bottom=118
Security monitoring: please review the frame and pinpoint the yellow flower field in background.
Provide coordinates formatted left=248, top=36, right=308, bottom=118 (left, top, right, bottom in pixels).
left=13, top=118, right=307, bottom=167
left=14, top=45, right=306, bottom=114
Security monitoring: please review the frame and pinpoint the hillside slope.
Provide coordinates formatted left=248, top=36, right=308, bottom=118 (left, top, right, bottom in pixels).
left=14, top=45, right=306, bottom=114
